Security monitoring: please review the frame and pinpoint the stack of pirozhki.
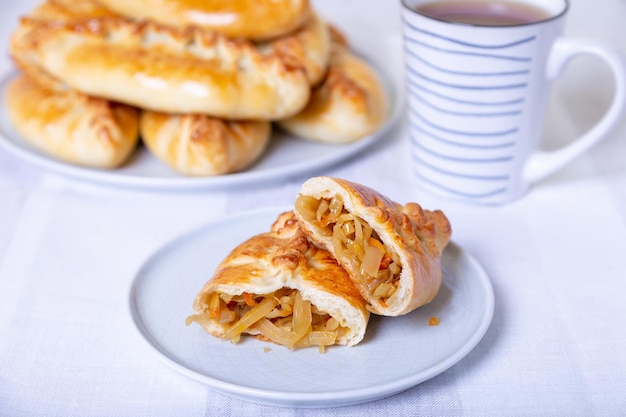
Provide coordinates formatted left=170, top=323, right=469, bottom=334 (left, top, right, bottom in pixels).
left=187, top=177, right=452, bottom=352
left=5, top=0, right=388, bottom=175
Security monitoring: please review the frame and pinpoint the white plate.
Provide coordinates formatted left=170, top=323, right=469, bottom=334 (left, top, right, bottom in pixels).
left=128, top=206, right=494, bottom=408
left=0, top=54, right=402, bottom=191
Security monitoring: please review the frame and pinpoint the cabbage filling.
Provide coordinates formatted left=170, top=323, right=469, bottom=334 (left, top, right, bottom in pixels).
left=187, top=288, right=349, bottom=351
left=295, top=194, right=401, bottom=305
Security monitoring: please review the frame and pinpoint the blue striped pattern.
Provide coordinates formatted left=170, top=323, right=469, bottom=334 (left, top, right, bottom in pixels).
left=404, top=13, right=535, bottom=202
left=404, top=19, right=536, bottom=49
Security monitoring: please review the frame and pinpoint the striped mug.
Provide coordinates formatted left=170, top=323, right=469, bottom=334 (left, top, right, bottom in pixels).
left=401, top=0, right=626, bottom=204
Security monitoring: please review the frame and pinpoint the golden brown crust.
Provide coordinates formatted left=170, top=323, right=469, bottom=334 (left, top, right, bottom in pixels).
left=199, top=211, right=365, bottom=306
left=8, top=0, right=111, bottom=92
left=10, top=2, right=311, bottom=119
left=95, top=0, right=311, bottom=41
left=327, top=24, right=349, bottom=47
left=262, top=13, right=331, bottom=87
left=139, top=111, right=271, bottom=176
left=42, top=0, right=119, bottom=19
left=3, top=74, right=139, bottom=168
left=277, top=44, right=388, bottom=143
left=191, top=211, right=369, bottom=346
left=294, top=176, right=451, bottom=316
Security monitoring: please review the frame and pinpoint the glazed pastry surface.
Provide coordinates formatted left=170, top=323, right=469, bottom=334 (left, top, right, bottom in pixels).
left=187, top=211, right=369, bottom=348
left=140, top=111, right=271, bottom=176
left=4, top=74, right=139, bottom=168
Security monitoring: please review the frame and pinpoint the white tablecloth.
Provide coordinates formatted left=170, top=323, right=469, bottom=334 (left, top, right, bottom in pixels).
left=1, top=0, right=626, bottom=416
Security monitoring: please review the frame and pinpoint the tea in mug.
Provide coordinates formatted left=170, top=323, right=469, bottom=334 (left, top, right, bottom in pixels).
left=415, top=0, right=551, bottom=26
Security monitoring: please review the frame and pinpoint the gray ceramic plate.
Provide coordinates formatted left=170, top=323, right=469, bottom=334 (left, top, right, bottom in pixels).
left=128, top=206, right=494, bottom=408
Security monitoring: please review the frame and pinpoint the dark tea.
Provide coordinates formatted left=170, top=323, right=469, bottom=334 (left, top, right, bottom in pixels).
left=415, top=1, right=551, bottom=26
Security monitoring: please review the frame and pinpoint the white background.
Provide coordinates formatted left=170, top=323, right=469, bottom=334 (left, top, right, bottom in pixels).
left=1, top=0, right=626, bottom=415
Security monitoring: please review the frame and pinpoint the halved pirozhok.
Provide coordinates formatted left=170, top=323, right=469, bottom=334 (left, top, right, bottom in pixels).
left=294, top=176, right=451, bottom=316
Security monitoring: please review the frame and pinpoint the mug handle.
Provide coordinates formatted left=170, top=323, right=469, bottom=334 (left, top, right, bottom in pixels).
left=522, top=37, right=626, bottom=185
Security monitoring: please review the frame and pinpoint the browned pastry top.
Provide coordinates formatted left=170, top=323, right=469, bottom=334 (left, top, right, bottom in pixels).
left=9, top=0, right=314, bottom=118
left=4, top=74, right=139, bottom=168
left=95, top=0, right=311, bottom=41
left=200, top=211, right=366, bottom=311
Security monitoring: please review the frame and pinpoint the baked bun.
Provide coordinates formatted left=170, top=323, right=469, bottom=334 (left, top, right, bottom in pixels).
left=3, top=74, right=139, bottom=168
left=294, top=176, right=451, bottom=316
left=262, top=12, right=331, bottom=87
left=140, top=111, right=271, bottom=176
left=39, top=0, right=118, bottom=19
left=187, top=211, right=369, bottom=348
left=10, top=3, right=311, bottom=119
left=278, top=44, right=388, bottom=143
left=8, top=0, right=118, bottom=92
left=95, top=0, right=311, bottom=41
